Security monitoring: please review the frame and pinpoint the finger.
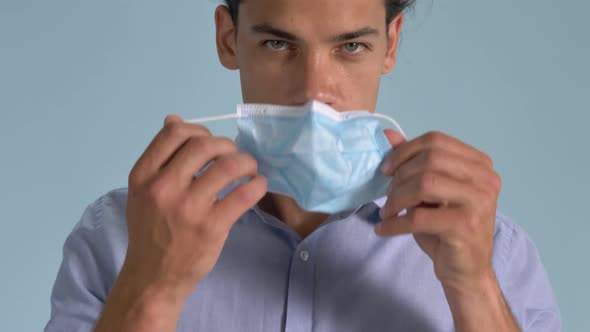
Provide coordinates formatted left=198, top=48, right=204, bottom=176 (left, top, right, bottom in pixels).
left=383, top=131, right=493, bottom=176
left=383, top=128, right=406, bottom=148
left=129, top=118, right=212, bottom=188
left=164, top=114, right=183, bottom=126
left=210, top=175, right=268, bottom=232
left=391, top=148, right=492, bottom=189
left=188, top=152, right=260, bottom=203
left=381, top=171, right=481, bottom=219
left=159, top=136, right=239, bottom=191
left=380, top=129, right=407, bottom=174
left=375, top=206, right=464, bottom=237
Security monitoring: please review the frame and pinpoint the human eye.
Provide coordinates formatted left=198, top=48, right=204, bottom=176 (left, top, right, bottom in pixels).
left=341, top=42, right=370, bottom=54
left=263, top=40, right=290, bottom=51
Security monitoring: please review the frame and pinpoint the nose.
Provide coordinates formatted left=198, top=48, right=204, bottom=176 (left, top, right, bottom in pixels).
left=291, top=52, right=340, bottom=107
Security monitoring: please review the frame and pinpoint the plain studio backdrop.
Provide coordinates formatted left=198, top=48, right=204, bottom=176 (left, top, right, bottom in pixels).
left=0, top=0, right=588, bottom=331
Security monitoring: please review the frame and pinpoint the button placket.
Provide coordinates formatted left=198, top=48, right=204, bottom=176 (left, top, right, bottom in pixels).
left=285, top=242, right=316, bottom=332
left=299, top=250, right=310, bottom=262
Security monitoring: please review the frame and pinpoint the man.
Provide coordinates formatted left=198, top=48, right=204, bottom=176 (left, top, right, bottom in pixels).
left=44, top=0, right=561, bottom=331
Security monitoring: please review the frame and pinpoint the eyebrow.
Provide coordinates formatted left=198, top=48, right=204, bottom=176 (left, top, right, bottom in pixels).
left=251, top=24, right=380, bottom=43
left=252, top=24, right=300, bottom=41
left=330, top=27, right=380, bottom=42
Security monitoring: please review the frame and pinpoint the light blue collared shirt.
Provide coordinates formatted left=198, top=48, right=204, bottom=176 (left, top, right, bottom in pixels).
left=44, top=188, right=560, bottom=331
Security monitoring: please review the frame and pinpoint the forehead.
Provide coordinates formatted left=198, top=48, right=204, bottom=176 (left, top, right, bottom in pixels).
left=238, top=0, right=387, bottom=35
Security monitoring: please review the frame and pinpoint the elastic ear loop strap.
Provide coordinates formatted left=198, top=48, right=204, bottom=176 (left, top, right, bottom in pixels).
left=186, top=112, right=407, bottom=139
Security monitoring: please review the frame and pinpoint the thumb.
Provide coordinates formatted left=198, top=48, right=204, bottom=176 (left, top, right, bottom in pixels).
left=383, top=128, right=406, bottom=148
left=164, top=114, right=183, bottom=126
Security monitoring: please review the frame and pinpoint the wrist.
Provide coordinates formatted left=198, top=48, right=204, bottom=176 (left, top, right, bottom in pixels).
left=441, top=271, right=520, bottom=332
left=117, top=261, right=195, bottom=304
left=95, top=264, right=194, bottom=332
left=441, top=269, right=498, bottom=300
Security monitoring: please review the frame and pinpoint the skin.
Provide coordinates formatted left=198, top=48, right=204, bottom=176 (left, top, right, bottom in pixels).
left=93, top=0, right=521, bottom=331
left=217, top=0, right=400, bottom=238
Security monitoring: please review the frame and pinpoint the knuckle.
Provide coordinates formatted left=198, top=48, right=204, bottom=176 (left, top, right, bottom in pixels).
left=480, top=152, right=494, bottom=167
left=419, top=172, right=437, bottom=191
left=424, top=149, right=442, bottom=169
left=182, top=121, right=212, bottom=137
left=217, top=156, right=241, bottom=177
left=163, top=122, right=185, bottom=139
left=164, top=114, right=179, bottom=123
left=189, top=136, right=213, bottom=155
left=219, top=136, right=238, bottom=151
left=197, top=124, right=212, bottom=137
left=217, top=137, right=238, bottom=153
left=147, top=176, right=172, bottom=208
left=128, top=167, right=143, bottom=190
left=192, top=136, right=237, bottom=158
left=249, top=179, right=267, bottom=202
left=241, top=153, right=259, bottom=172
left=234, top=183, right=258, bottom=206
left=490, top=172, right=502, bottom=192
left=425, top=131, right=445, bottom=146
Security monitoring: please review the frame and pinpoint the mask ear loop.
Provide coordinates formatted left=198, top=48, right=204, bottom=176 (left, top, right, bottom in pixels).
left=185, top=113, right=239, bottom=124
left=185, top=111, right=408, bottom=139
left=372, top=113, right=408, bottom=140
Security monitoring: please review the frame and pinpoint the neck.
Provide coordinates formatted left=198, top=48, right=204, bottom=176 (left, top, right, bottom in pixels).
left=257, top=193, right=330, bottom=239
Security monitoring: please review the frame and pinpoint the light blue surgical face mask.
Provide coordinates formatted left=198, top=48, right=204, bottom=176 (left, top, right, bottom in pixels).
left=187, top=100, right=407, bottom=214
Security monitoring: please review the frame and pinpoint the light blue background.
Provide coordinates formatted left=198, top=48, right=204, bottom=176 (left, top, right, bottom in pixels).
left=1, top=0, right=588, bottom=331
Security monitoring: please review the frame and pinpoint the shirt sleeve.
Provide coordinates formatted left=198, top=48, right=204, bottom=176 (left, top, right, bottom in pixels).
left=44, top=191, right=127, bottom=332
left=494, top=214, right=562, bottom=332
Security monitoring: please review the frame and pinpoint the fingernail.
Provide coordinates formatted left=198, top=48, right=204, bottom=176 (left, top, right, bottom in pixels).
left=379, top=207, right=385, bottom=219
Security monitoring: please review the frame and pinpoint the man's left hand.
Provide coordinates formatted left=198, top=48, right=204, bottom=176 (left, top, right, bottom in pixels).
left=377, top=129, right=501, bottom=290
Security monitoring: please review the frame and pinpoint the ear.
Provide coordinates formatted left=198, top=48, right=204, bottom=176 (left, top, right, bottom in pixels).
left=215, top=5, right=239, bottom=70
left=382, top=14, right=404, bottom=74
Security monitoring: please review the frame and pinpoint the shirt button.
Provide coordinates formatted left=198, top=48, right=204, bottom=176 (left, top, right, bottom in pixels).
left=299, top=250, right=310, bottom=262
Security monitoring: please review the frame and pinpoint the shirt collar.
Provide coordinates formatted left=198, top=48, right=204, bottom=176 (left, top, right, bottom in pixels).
left=251, top=195, right=387, bottom=224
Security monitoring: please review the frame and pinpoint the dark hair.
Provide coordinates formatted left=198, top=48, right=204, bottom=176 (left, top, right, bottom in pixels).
left=224, top=0, right=415, bottom=26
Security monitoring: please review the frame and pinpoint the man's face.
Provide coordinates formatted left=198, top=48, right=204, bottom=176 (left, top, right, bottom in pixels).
left=216, top=0, right=402, bottom=112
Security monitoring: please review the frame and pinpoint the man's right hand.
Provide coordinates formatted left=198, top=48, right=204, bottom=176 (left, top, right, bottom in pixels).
left=94, top=115, right=267, bottom=332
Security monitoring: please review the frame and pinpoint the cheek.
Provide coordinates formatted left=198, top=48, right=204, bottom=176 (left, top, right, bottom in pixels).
left=239, top=59, right=297, bottom=103
left=340, top=59, right=384, bottom=98
left=236, top=46, right=283, bottom=92
left=346, top=60, right=383, bottom=81
left=339, top=47, right=387, bottom=77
